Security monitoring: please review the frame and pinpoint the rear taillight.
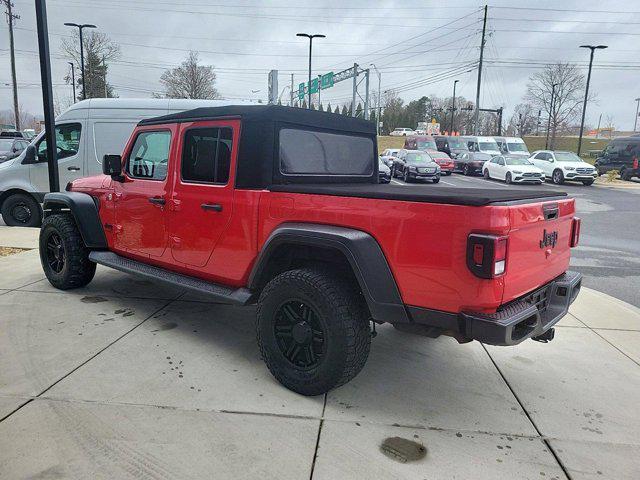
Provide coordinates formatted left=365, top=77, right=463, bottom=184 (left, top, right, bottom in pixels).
left=570, top=217, right=581, bottom=248
left=633, top=156, right=638, bottom=170
left=467, top=234, right=508, bottom=279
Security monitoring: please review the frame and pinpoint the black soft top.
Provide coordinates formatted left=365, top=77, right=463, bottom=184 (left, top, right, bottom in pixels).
left=269, top=183, right=566, bottom=206
left=139, top=104, right=377, bottom=188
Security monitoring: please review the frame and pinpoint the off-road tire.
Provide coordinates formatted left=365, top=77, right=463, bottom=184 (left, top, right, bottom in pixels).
left=552, top=169, right=564, bottom=185
left=256, top=267, right=371, bottom=396
left=39, top=213, right=96, bottom=290
left=1, top=193, right=42, bottom=227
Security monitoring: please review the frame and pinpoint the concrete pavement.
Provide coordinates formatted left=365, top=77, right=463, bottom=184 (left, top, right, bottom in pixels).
left=0, top=228, right=639, bottom=478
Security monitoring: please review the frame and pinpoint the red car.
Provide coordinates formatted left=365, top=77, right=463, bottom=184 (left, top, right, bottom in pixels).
left=39, top=105, right=582, bottom=396
left=427, top=149, right=455, bottom=175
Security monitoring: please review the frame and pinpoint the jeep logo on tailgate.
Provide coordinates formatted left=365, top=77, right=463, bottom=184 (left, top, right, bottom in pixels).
left=540, top=229, right=558, bottom=249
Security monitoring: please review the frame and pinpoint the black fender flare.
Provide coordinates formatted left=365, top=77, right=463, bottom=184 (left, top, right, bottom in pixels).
left=248, top=223, right=409, bottom=324
left=42, top=192, right=107, bottom=249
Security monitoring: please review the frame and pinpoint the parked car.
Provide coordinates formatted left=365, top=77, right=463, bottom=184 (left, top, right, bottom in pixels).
left=453, top=151, right=492, bottom=175
left=390, top=127, right=415, bottom=137
left=483, top=155, right=544, bottom=184
left=495, top=136, right=530, bottom=157
left=403, top=135, right=437, bottom=151
left=0, top=130, right=24, bottom=138
left=434, top=135, right=469, bottom=158
left=462, top=136, right=501, bottom=157
left=427, top=150, right=454, bottom=175
left=0, top=137, right=30, bottom=163
left=394, top=149, right=441, bottom=183
left=378, top=159, right=391, bottom=183
left=529, top=150, right=598, bottom=186
left=0, top=97, right=253, bottom=227
left=39, top=104, right=582, bottom=395
left=380, top=148, right=401, bottom=168
left=22, top=129, right=36, bottom=140
left=594, top=136, right=640, bottom=181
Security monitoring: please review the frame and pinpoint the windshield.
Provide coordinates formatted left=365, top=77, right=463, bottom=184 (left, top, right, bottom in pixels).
left=0, top=139, right=14, bottom=150
left=555, top=151, right=583, bottom=162
left=507, top=143, right=528, bottom=152
left=405, top=153, right=432, bottom=165
left=416, top=140, right=436, bottom=150
left=506, top=157, right=533, bottom=166
left=448, top=139, right=468, bottom=149
left=479, top=141, right=500, bottom=152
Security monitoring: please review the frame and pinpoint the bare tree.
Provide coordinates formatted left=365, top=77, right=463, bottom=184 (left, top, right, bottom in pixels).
left=526, top=63, right=590, bottom=148
left=507, top=103, right=539, bottom=137
left=159, top=52, right=220, bottom=99
left=61, top=31, right=120, bottom=100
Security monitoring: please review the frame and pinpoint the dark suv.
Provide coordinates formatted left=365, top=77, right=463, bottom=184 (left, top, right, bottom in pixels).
left=595, top=136, right=640, bottom=180
left=434, top=135, right=469, bottom=159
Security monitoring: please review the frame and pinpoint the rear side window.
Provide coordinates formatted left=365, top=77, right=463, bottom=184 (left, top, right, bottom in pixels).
left=620, top=142, right=640, bottom=158
left=127, top=130, right=171, bottom=181
left=279, top=128, right=374, bottom=176
left=181, top=127, right=232, bottom=184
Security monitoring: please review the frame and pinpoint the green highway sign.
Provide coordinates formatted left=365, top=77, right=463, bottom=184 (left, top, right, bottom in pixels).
left=298, top=71, right=334, bottom=100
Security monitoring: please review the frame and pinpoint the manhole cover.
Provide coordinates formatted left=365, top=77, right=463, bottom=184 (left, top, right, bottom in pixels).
left=380, top=437, right=427, bottom=463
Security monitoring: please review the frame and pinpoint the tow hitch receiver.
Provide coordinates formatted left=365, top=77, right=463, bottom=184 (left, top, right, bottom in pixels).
left=532, top=328, right=555, bottom=343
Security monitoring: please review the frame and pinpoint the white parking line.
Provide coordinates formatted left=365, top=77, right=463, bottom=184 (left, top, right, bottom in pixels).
left=391, top=179, right=404, bottom=185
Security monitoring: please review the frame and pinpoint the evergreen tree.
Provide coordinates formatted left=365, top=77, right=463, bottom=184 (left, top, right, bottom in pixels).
left=341, top=105, right=348, bottom=115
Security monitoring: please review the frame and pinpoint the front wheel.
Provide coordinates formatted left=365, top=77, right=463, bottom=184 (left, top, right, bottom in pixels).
left=1, top=193, right=42, bottom=227
left=432, top=177, right=440, bottom=183
left=39, top=213, right=96, bottom=290
left=403, top=170, right=411, bottom=183
left=463, top=164, right=470, bottom=176
left=256, top=267, right=371, bottom=396
left=484, top=169, right=490, bottom=179
left=505, top=172, right=512, bottom=184
left=552, top=169, right=564, bottom=185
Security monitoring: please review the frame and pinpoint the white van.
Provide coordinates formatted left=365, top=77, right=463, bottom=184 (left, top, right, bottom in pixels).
left=461, top=136, right=501, bottom=157
left=0, top=98, right=252, bottom=226
left=494, top=136, right=530, bottom=157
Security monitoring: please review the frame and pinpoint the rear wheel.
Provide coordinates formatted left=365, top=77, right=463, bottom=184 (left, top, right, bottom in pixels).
left=432, top=177, right=440, bottom=184
left=552, top=169, right=564, bottom=185
left=39, top=213, right=96, bottom=290
left=505, top=172, right=512, bottom=184
left=620, top=168, right=632, bottom=181
left=483, top=169, right=490, bottom=180
left=463, top=164, right=470, bottom=176
left=256, top=267, right=371, bottom=396
left=1, top=193, right=42, bottom=227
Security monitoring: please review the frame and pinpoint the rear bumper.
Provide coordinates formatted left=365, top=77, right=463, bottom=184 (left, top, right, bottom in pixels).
left=406, top=271, right=582, bottom=346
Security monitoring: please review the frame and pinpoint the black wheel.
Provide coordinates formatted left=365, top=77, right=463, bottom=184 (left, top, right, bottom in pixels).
left=620, top=168, right=632, bottom=181
left=505, top=172, right=512, bottom=184
left=432, top=177, right=440, bottom=183
left=403, top=170, right=411, bottom=183
left=256, top=267, right=371, bottom=396
left=552, top=169, right=564, bottom=185
left=582, top=179, right=595, bottom=186
left=463, top=164, right=470, bottom=176
left=1, top=193, right=42, bottom=227
left=39, top=213, right=96, bottom=290
left=484, top=169, right=490, bottom=179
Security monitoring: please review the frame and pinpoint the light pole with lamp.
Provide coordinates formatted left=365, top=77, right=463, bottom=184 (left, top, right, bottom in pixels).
left=63, top=22, right=97, bottom=100
left=68, top=62, right=76, bottom=101
left=450, top=79, right=459, bottom=135
left=370, top=63, right=381, bottom=135
left=296, top=33, right=325, bottom=109
left=634, top=97, right=640, bottom=132
left=577, top=45, right=607, bottom=157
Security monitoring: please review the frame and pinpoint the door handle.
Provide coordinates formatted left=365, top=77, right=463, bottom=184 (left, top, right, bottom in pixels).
left=148, top=197, right=166, bottom=206
left=67, top=166, right=80, bottom=171
left=201, top=203, right=222, bottom=212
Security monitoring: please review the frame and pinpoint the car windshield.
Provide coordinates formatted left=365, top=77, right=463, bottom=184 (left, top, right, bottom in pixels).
left=554, top=151, right=583, bottom=162
left=416, top=140, right=436, bottom=150
left=506, top=157, right=533, bottom=166
left=448, top=139, right=468, bottom=149
left=405, top=153, right=432, bottom=165
left=479, top=141, right=500, bottom=151
left=507, top=143, right=528, bottom=152
left=0, top=139, right=14, bottom=150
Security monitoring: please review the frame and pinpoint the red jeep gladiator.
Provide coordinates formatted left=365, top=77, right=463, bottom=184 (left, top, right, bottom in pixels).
left=39, top=105, right=582, bottom=396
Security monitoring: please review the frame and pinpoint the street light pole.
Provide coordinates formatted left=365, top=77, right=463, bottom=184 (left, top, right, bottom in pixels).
left=634, top=97, right=640, bottom=132
left=296, top=33, right=325, bottom=109
left=68, top=62, right=76, bottom=102
left=577, top=44, right=607, bottom=157
left=64, top=22, right=97, bottom=100
left=450, top=79, right=459, bottom=135
left=545, top=83, right=558, bottom=150
left=370, top=63, right=381, bottom=136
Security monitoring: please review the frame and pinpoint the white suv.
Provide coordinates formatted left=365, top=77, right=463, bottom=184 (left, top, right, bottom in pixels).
left=529, top=150, right=598, bottom=186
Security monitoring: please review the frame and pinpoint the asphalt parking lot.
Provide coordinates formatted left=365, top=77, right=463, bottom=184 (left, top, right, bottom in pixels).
left=391, top=173, right=640, bottom=308
left=1, top=226, right=640, bottom=479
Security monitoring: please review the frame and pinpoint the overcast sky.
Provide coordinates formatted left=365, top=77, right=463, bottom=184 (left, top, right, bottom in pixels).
left=2, top=0, right=639, bottom=130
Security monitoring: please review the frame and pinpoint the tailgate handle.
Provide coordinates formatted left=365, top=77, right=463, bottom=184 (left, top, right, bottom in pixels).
left=543, top=204, right=559, bottom=221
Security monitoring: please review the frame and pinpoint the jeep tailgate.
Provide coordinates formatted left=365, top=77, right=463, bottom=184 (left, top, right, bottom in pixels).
left=501, top=198, right=575, bottom=303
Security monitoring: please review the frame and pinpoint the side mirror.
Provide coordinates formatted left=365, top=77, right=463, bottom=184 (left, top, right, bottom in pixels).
left=21, top=145, right=37, bottom=164
left=103, top=154, right=123, bottom=180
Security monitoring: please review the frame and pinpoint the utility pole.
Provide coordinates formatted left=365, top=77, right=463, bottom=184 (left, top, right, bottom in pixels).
left=351, top=63, right=358, bottom=117
left=473, top=4, right=488, bottom=135
left=364, top=69, right=370, bottom=120
left=545, top=83, right=557, bottom=150
left=577, top=44, right=607, bottom=157
left=317, top=74, right=322, bottom=108
left=450, top=79, right=459, bottom=134
left=496, top=107, right=503, bottom=136
left=370, top=64, right=381, bottom=135
left=634, top=97, right=640, bottom=132
left=290, top=73, right=294, bottom=106
left=536, top=109, right=541, bottom=136
left=68, top=62, right=76, bottom=102
left=3, top=0, right=20, bottom=130
left=102, top=55, right=107, bottom=97
left=596, top=113, right=602, bottom=138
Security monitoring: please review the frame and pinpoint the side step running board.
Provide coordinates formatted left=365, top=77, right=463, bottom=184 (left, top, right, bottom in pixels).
left=89, top=251, right=255, bottom=305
